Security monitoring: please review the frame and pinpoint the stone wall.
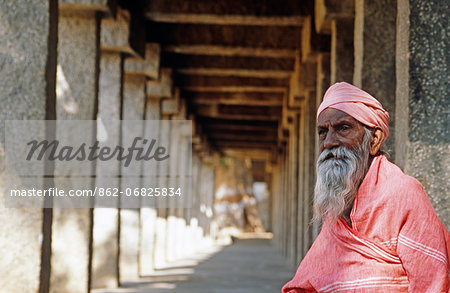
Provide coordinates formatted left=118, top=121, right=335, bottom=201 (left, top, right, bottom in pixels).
left=396, top=0, right=449, bottom=229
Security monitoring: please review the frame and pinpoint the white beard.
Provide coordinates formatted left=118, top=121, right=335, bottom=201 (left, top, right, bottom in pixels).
left=313, top=128, right=372, bottom=223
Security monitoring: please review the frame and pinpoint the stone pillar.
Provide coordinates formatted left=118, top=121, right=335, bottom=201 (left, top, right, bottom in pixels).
left=118, top=42, right=160, bottom=281
left=316, top=53, right=331, bottom=108
left=0, top=0, right=57, bottom=292
left=202, top=160, right=216, bottom=242
left=270, top=163, right=281, bottom=248
left=153, top=118, right=170, bottom=269
left=396, top=0, right=449, bottom=229
left=330, top=18, right=354, bottom=84
left=163, top=94, right=182, bottom=263
left=92, top=7, right=141, bottom=289
left=313, top=53, right=330, bottom=239
left=315, top=0, right=354, bottom=85
left=354, top=0, right=397, bottom=157
left=288, top=114, right=299, bottom=267
left=296, top=111, right=305, bottom=263
left=174, top=101, right=190, bottom=261
left=51, top=2, right=112, bottom=292
left=301, top=91, right=317, bottom=257
left=189, top=153, right=204, bottom=254
left=180, top=114, right=194, bottom=258
left=147, top=68, right=174, bottom=269
left=139, top=95, right=162, bottom=276
left=119, top=74, right=147, bottom=282
left=281, top=149, right=289, bottom=258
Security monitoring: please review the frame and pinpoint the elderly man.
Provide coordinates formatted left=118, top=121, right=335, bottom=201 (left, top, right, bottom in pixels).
left=282, top=82, right=449, bottom=292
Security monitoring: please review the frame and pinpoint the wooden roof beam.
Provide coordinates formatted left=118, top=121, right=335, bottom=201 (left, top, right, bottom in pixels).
left=164, top=45, right=298, bottom=58
left=187, top=91, right=284, bottom=107
left=315, top=0, right=354, bottom=34
left=146, top=23, right=303, bottom=50
left=177, top=68, right=292, bottom=79
left=175, top=75, right=290, bottom=88
left=162, top=54, right=295, bottom=72
left=145, top=0, right=310, bottom=26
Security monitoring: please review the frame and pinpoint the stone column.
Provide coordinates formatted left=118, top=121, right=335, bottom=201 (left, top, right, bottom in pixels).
left=288, top=114, right=299, bottom=267
left=315, top=0, right=354, bottom=85
left=281, top=149, right=289, bottom=258
left=313, top=53, right=330, bottom=239
left=201, top=160, right=216, bottom=243
left=179, top=115, right=194, bottom=258
left=316, top=53, right=330, bottom=109
left=163, top=94, right=182, bottom=263
left=173, top=100, right=191, bottom=261
left=119, top=74, right=147, bottom=282
left=140, top=94, right=162, bottom=276
left=354, top=0, right=397, bottom=157
left=330, top=18, right=354, bottom=84
left=51, top=2, right=113, bottom=292
left=301, top=91, right=317, bottom=257
left=189, top=153, right=204, bottom=254
left=270, top=163, right=281, bottom=249
left=296, top=111, right=305, bottom=263
left=0, top=0, right=57, bottom=292
left=315, top=54, right=330, bottom=215
left=92, top=8, right=142, bottom=289
left=396, top=0, right=449, bottom=229
left=118, top=42, right=160, bottom=281
left=146, top=68, right=174, bottom=269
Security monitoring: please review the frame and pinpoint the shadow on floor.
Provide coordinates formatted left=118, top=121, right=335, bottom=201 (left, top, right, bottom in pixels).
left=93, top=237, right=294, bottom=293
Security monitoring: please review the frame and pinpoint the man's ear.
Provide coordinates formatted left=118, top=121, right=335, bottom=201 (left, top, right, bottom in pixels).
left=370, top=128, right=384, bottom=155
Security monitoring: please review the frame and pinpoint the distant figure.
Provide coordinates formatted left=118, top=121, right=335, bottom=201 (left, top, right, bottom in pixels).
left=283, top=82, right=449, bottom=292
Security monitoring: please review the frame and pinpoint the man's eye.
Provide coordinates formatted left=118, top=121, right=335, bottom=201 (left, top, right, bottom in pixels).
left=340, top=125, right=350, bottom=131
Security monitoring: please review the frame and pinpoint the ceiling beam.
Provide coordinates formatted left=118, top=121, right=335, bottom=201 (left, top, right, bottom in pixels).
left=175, top=75, right=290, bottom=88
left=205, top=128, right=278, bottom=136
left=198, top=118, right=277, bottom=128
left=197, top=113, right=280, bottom=121
left=214, top=140, right=275, bottom=149
left=177, top=68, right=292, bottom=78
left=145, top=0, right=310, bottom=15
left=206, top=124, right=277, bottom=132
left=162, top=54, right=295, bottom=71
left=192, top=97, right=282, bottom=107
left=164, top=45, right=298, bottom=58
left=186, top=91, right=284, bottom=106
left=223, top=149, right=271, bottom=160
left=146, top=23, right=303, bottom=50
left=196, top=104, right=281, bottom=121
left=182, top=86, right=286, bottom=93
left=144, top=0, right=310, bottom=26
left=146, top=13, right=304, bottom=26
left=209, top=133, right=276, bottom=142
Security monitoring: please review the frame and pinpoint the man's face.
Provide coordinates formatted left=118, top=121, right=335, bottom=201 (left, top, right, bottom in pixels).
left=313, top=107, right=371, bottom=223
left=317, top=108, right=367, bottom=153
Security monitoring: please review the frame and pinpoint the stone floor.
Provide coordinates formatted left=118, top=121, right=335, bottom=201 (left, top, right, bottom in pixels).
left=93, top=235, right=295, bottom=293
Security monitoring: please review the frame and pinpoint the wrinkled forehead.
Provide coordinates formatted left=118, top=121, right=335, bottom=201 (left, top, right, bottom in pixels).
left=317, top=107, right=360, bottom=127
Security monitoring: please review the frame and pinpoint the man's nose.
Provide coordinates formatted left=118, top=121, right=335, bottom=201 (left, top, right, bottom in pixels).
left=322, top=130, right=340, bottom=149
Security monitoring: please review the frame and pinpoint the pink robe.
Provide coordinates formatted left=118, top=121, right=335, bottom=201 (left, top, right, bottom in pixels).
left=282, top=155, right=450, bottom=292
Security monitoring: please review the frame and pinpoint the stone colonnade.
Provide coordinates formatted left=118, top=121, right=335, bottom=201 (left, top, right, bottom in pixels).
left=0, top=1, right=216, bottom=292
left=0, top=0, right=448, bottom=290
left=270, top=0, right=449, bottom=268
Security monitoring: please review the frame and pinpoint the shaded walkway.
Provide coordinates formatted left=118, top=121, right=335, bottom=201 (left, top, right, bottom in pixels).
left=93, top=236, right=294, bottom=293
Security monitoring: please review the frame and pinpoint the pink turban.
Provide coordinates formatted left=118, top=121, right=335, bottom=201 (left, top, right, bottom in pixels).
left=317, top=82, right=390, bottom=141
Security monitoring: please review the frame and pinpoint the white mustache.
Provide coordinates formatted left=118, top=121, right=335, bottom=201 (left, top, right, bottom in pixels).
left=318, top=146, right=354, bottom=164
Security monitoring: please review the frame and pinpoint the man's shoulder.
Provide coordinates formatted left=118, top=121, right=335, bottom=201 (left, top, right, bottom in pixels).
left=380, top=156, right=423, bottom=188
left=376, top=156, right=427, bottom=203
